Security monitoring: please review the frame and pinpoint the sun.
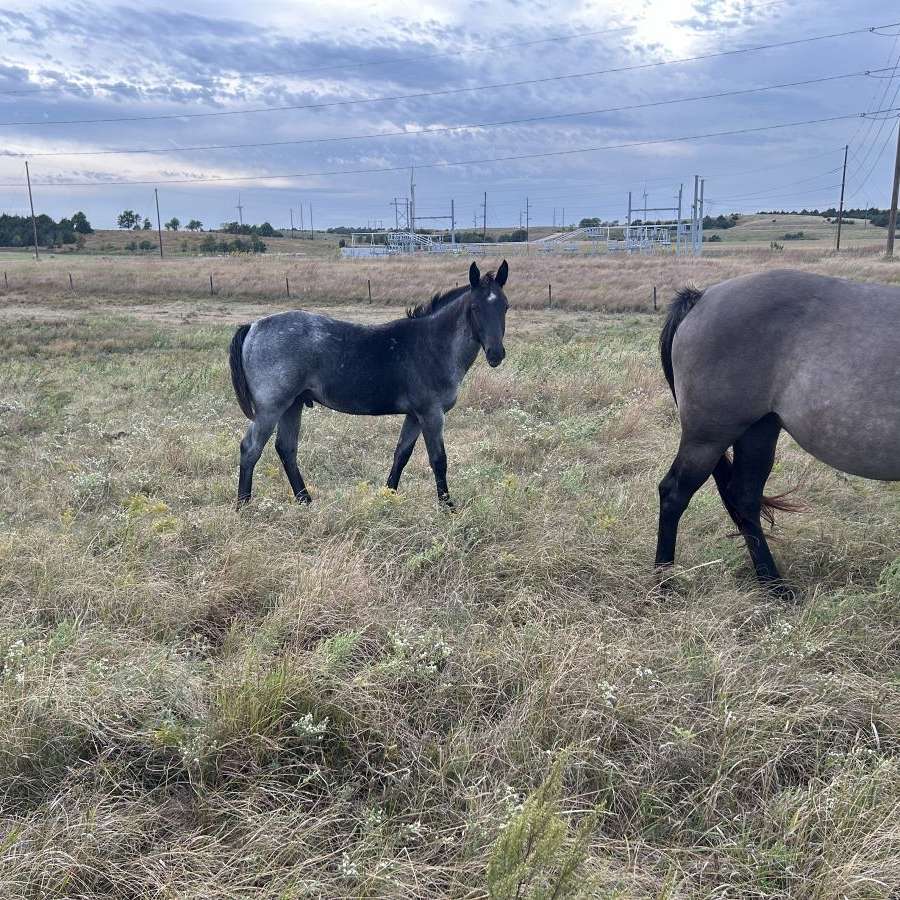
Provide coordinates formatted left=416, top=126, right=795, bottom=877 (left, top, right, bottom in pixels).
left=631, top=0, right=713, bottom=56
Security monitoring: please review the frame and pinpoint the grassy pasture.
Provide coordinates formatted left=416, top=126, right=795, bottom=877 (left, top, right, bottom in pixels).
left=0, top=252, right=899, bottom=898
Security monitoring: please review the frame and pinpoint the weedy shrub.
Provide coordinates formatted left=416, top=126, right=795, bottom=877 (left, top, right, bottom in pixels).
left=487, top=757, right=602, bottom=899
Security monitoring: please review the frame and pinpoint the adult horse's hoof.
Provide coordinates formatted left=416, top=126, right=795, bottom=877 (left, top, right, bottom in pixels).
left=296, top=491, right=313, bottom=505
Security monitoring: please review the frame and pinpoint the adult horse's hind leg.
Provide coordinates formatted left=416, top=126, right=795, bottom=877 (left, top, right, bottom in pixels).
left=714, top=414, right=785, bottom=589
left=655, top=439, right=730, bottom=572
left=237, top=410, right=279, bottom=505
left=386, top=414, right=421, bottom=491
left=275, top=397, right=312, bottom=503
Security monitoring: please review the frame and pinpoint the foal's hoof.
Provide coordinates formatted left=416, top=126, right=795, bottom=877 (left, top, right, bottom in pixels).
left=296, top=492, right=313, bottom=505
left=764, top=579, right=799, bottom=603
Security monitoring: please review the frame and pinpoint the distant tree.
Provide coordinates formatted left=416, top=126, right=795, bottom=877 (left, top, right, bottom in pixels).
left=499, top=228, right=528, bottom=242
left=139, top=240, right=153, bottom=251
left=186, top=219, right=203, bottom=231
left=164, top=217, right=180, bottom=231
left=579, top=217, right=602, bottom=227
left=117, top=210, right=140, bottom=229
left=71, top=211, right=93, bottom=234
left=142, top=218, right=152, bottom=230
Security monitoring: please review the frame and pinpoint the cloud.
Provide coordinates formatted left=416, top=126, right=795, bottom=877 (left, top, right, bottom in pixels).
left=0, top=0, right=892, bottom=228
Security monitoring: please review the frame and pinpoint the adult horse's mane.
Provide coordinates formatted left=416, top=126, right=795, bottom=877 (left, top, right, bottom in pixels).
left=406, top=273, right=494, bottom=319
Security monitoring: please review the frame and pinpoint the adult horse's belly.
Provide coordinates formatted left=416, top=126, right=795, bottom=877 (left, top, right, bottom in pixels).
left=775, top=375, right=900, bottom=481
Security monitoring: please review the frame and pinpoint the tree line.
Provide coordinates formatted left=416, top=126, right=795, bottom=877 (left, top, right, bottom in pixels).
left=758, top=207, right=891, bottom=226
left=0, top=211, right=93, bottom=248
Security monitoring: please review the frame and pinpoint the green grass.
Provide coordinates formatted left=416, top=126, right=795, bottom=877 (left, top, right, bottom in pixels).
left=0, top=307, right=898, bottom=897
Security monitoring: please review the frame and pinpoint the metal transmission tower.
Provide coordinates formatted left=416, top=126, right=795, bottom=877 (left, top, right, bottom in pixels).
left=236, top=193, right=244, bottom=226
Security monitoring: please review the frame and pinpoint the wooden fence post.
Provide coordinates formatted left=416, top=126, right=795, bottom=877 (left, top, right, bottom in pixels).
left=652, top=285, right=657, bottom=310
left=548, top=283, right=552, bottom=308
left=69, top=273, right=74, bottom=290
left=286, top=276, right=291, bottom=297
left=367, top=278, right=372, bottom=303
left=209, top=274, right=214, bottom=295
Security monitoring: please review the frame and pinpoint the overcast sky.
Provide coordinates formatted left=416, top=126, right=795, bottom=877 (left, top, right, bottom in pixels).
left=1, top=0, right=898, bottom=230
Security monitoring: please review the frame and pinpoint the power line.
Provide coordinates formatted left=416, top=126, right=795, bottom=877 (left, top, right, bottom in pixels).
left=7, top=107, right=897, bottom=189
left=2, top=20, right=896, bottom=129
left=0, top=0, right=797, bottom=95
left=8, top=69, right=883, bottom=159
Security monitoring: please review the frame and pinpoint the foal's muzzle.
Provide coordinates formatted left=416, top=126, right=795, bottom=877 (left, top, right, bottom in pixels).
left=486, top=346, right=506, bottom=367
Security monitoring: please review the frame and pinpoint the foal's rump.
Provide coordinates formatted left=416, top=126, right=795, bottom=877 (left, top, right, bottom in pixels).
left=671, top=269, right=900, bottom=480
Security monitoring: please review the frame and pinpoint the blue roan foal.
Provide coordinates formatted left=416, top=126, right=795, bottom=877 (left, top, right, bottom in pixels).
left=229, top=260, right=510, bottom=507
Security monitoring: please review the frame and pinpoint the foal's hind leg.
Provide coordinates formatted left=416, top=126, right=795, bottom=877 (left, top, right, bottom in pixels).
left=386, top=414, right=421, bottom=491
left=237, top=410, right=279, bottom=505
left=275, top=397, right=312, bottom=503
left=717, top=414, right=786, bottom=589
left=655, top=439, right=731, bottom=571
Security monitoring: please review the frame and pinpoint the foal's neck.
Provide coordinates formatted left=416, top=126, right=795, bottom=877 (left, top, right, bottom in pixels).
left=427, top=295, right=480, bottom=379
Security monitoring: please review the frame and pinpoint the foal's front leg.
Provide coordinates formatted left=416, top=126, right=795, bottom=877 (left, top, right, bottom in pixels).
left=418, top=408, right=453, bottom=507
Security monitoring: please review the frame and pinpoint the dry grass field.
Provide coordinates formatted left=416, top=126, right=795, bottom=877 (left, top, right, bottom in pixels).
left=1, top=249, right=899, bottom=898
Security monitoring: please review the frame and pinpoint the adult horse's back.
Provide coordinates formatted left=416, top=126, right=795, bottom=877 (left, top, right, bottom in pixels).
left=656, top=268, right=900, bottom=594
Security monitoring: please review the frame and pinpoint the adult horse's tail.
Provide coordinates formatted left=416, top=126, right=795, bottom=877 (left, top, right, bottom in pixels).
left=660, top=285, right=798, bottom=528
left=659, top=285, right=703, bottom=400
left=229, top=323, right=255, bottom=420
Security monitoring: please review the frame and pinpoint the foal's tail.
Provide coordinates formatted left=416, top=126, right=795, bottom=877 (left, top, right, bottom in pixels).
left=659, top=284, right=704, bottom=401
left=660, top=286, right=800, bottom=527
left=229, top=323, right=256, bottom=420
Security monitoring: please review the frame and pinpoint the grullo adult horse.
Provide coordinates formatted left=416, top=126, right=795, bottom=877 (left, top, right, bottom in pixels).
left=656, top=269, right=900, bottom=595
left=229, top=260, right=510, bottom=507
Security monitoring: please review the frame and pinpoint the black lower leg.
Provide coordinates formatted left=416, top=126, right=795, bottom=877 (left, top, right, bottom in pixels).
left=727, top=415, right=784, bottom=586
left=276, top=400, right=311, bottom=503
left=655, top=441, right=728, bottom=570
left=237, top=415, right=277, bottom=505
left=419, top=410, right=453, bottom=507
left=386, top=415, right=421, bottom=491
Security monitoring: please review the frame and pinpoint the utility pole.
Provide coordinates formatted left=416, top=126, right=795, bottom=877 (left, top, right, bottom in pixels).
left=698, top=178, right=705, bottom=250
left=525, top=196, right=530, bottom=254
left=691, top=176, right=699, bottom=255
left=392, top=197, right=399, bottom=230
left=835, top=144, right=848, bottom=251
left=299, top=203, right=304, bottom=234
left=236, top=193, right=244, bottom=227
left=450, top=198, right=456, bottom=245
left=309, top=203, right=314, bottom=240
left=887, top=120, right=900, bottom=259
left=24, top=161, right=39, bottom=261
left=627, top=192, right=632, bottom=227
left=409, top=167, right=416, bottom=234
left=561, top=207, right=565, bottom=228
left=482, top=190, right=487, bottom=240
left=154, top=187, right=163, bottom=258
left=553, top=208, right=556, bottom=228
left=677, top=183, right=684, bottom=255
left=290, top=208, right=294, bottom=239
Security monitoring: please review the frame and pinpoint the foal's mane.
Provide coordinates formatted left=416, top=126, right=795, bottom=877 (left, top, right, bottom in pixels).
left=406, top=273, right=495, bottom=319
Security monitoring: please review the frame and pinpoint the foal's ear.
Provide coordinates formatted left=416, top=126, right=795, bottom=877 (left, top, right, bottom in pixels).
left=496, top=259, right=509, bottom=287
left=469, top=261, right=480, bottom=290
